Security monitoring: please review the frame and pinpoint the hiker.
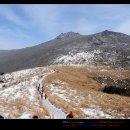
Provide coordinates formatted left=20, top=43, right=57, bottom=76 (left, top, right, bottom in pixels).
left=37, top=85, right=40, bottom=92
left=41, top=88, right=44, bottom=94
left=0, top=115, right=4, bottom=119
left=40, top=88, right=43, bottom=95
left=32, top=114, right=38, bottom=119
left=41, top=89, right=44, bottom=94
left=41, top=92, right=43, bottom=99
left=42, top=86, right=43, bottom=90
left=45, top=93, right=47, bottom=100
left=66, top=111, right=74, bottom=119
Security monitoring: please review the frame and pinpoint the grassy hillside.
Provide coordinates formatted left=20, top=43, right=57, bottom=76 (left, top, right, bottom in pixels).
left=43, top=65, right=130, bottom=118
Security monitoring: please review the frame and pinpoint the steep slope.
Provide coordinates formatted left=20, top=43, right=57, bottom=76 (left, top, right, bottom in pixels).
left=0, top=30, right=130, bottom=73
left=53, top=30, right=130, bottom=68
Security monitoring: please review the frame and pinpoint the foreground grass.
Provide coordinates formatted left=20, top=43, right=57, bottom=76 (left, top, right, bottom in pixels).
left=43, top=65, right=130, bottom=118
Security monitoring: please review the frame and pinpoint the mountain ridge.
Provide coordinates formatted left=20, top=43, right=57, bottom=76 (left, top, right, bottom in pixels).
left=0, top=30, right=130, bottom=73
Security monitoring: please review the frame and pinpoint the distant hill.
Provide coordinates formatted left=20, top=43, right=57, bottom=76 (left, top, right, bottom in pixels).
left=0, top=30, right=130, bottom=73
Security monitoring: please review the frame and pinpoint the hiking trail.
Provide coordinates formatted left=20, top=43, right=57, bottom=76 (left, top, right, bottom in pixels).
left=38, top=75, right=67, bottom=119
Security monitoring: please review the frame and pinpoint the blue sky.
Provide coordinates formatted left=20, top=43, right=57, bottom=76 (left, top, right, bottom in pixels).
left=0, top=4, right=130, bottom=49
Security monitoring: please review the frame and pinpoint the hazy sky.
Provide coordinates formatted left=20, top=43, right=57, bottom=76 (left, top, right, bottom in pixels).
left=0, top=4, right=130, bottom=49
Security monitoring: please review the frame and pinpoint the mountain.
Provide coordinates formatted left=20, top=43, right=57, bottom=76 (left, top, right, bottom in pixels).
left=0, top=30, right=130, bottom=73
left=55, top=31, right=80, bottom=39
left=1, top=30, right=130, bottom=119
left=0, top=50, right=8, bottom=53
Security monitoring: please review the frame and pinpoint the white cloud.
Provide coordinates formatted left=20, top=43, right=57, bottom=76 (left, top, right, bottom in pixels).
left=0, top=5, right=25, bottom=27
left=21, top=5, right=99, bottom=37
left=21, top=5, right=60, bottom=32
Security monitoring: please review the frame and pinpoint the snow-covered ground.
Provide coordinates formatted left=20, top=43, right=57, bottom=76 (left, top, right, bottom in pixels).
left=19, top=112, right=32, bottom=119
left=0, top=66, right=54, bottom=119
left=1, top=66, right=66, bottom=119
left=53, top=50, right=101, bottom=65
left=43, top=99, right=67, bottom=119
left=81, top=108, right=114, bottom=119
left=47, top=80, right=78, bottom=103
left=3, top=67, right=43, bottom=81
left=0, top=76, right=38, bottom=118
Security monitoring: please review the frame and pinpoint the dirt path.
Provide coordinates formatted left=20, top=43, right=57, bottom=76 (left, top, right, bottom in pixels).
left=38, top=74, right=67, bottom=119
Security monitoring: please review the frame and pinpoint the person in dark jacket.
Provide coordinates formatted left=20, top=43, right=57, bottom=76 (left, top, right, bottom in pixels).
left=41, top=92, right=43, bottom=99
left=66, top=111, right=74, bottom=119
left=45, top=93, right=47, bottom=100
left=37, top=86, right=40, bottom=92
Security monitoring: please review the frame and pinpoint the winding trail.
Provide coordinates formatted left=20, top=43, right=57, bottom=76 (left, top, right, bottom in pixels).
left=38, top=74, right=67, bottom=119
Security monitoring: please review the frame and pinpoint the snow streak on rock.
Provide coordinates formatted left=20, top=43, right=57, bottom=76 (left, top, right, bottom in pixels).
left=54, top=50, right=101, bottom=65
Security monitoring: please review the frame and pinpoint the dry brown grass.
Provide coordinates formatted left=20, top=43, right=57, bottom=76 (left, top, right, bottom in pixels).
left=0, top=66, right=51, bottom=119
left=0, top=86, right=49, bottom=119
left=28, top=92, right=49, bottom=118
left=78, top=100, right=88, bottom=108
left=83, top=66, right=130, bottom=80
left=46, top=93, right=86, bottom=118
left=42, top=65, right=130, bottom=118
left=45, top=66, right=102, bottom=92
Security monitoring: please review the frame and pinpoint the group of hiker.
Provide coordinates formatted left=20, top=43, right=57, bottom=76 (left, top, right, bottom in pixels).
left=37, top=83, right=47, bottom=100
left=34, top=79, right=74, bottom=119
left=1, top=77, right=74, bottom=119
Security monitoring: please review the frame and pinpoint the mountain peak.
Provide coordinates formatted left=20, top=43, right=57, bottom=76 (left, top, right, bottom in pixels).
left=56, top=31, right=80, bottom=40
left=102, top=30, right=114, bottom=34
left=100, top=30, right=123, bottom=35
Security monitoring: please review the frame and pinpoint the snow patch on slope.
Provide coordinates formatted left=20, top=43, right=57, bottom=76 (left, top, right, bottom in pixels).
left=54, top=50, right=101, bottom=65
left=43, top=99, right=67, bottom=119
left=48, top=82, right=70, bottom=102
left=3, top=67, right=45, bottom=82
left=81, top=108, right=114, bottom=119
left=47, top=80, right=85, bottom=105
left=19, top=112, right=32, bottom=119
left=0, top=66, right=54, bottom=119
left=48, top=80, right=76, bottom=102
